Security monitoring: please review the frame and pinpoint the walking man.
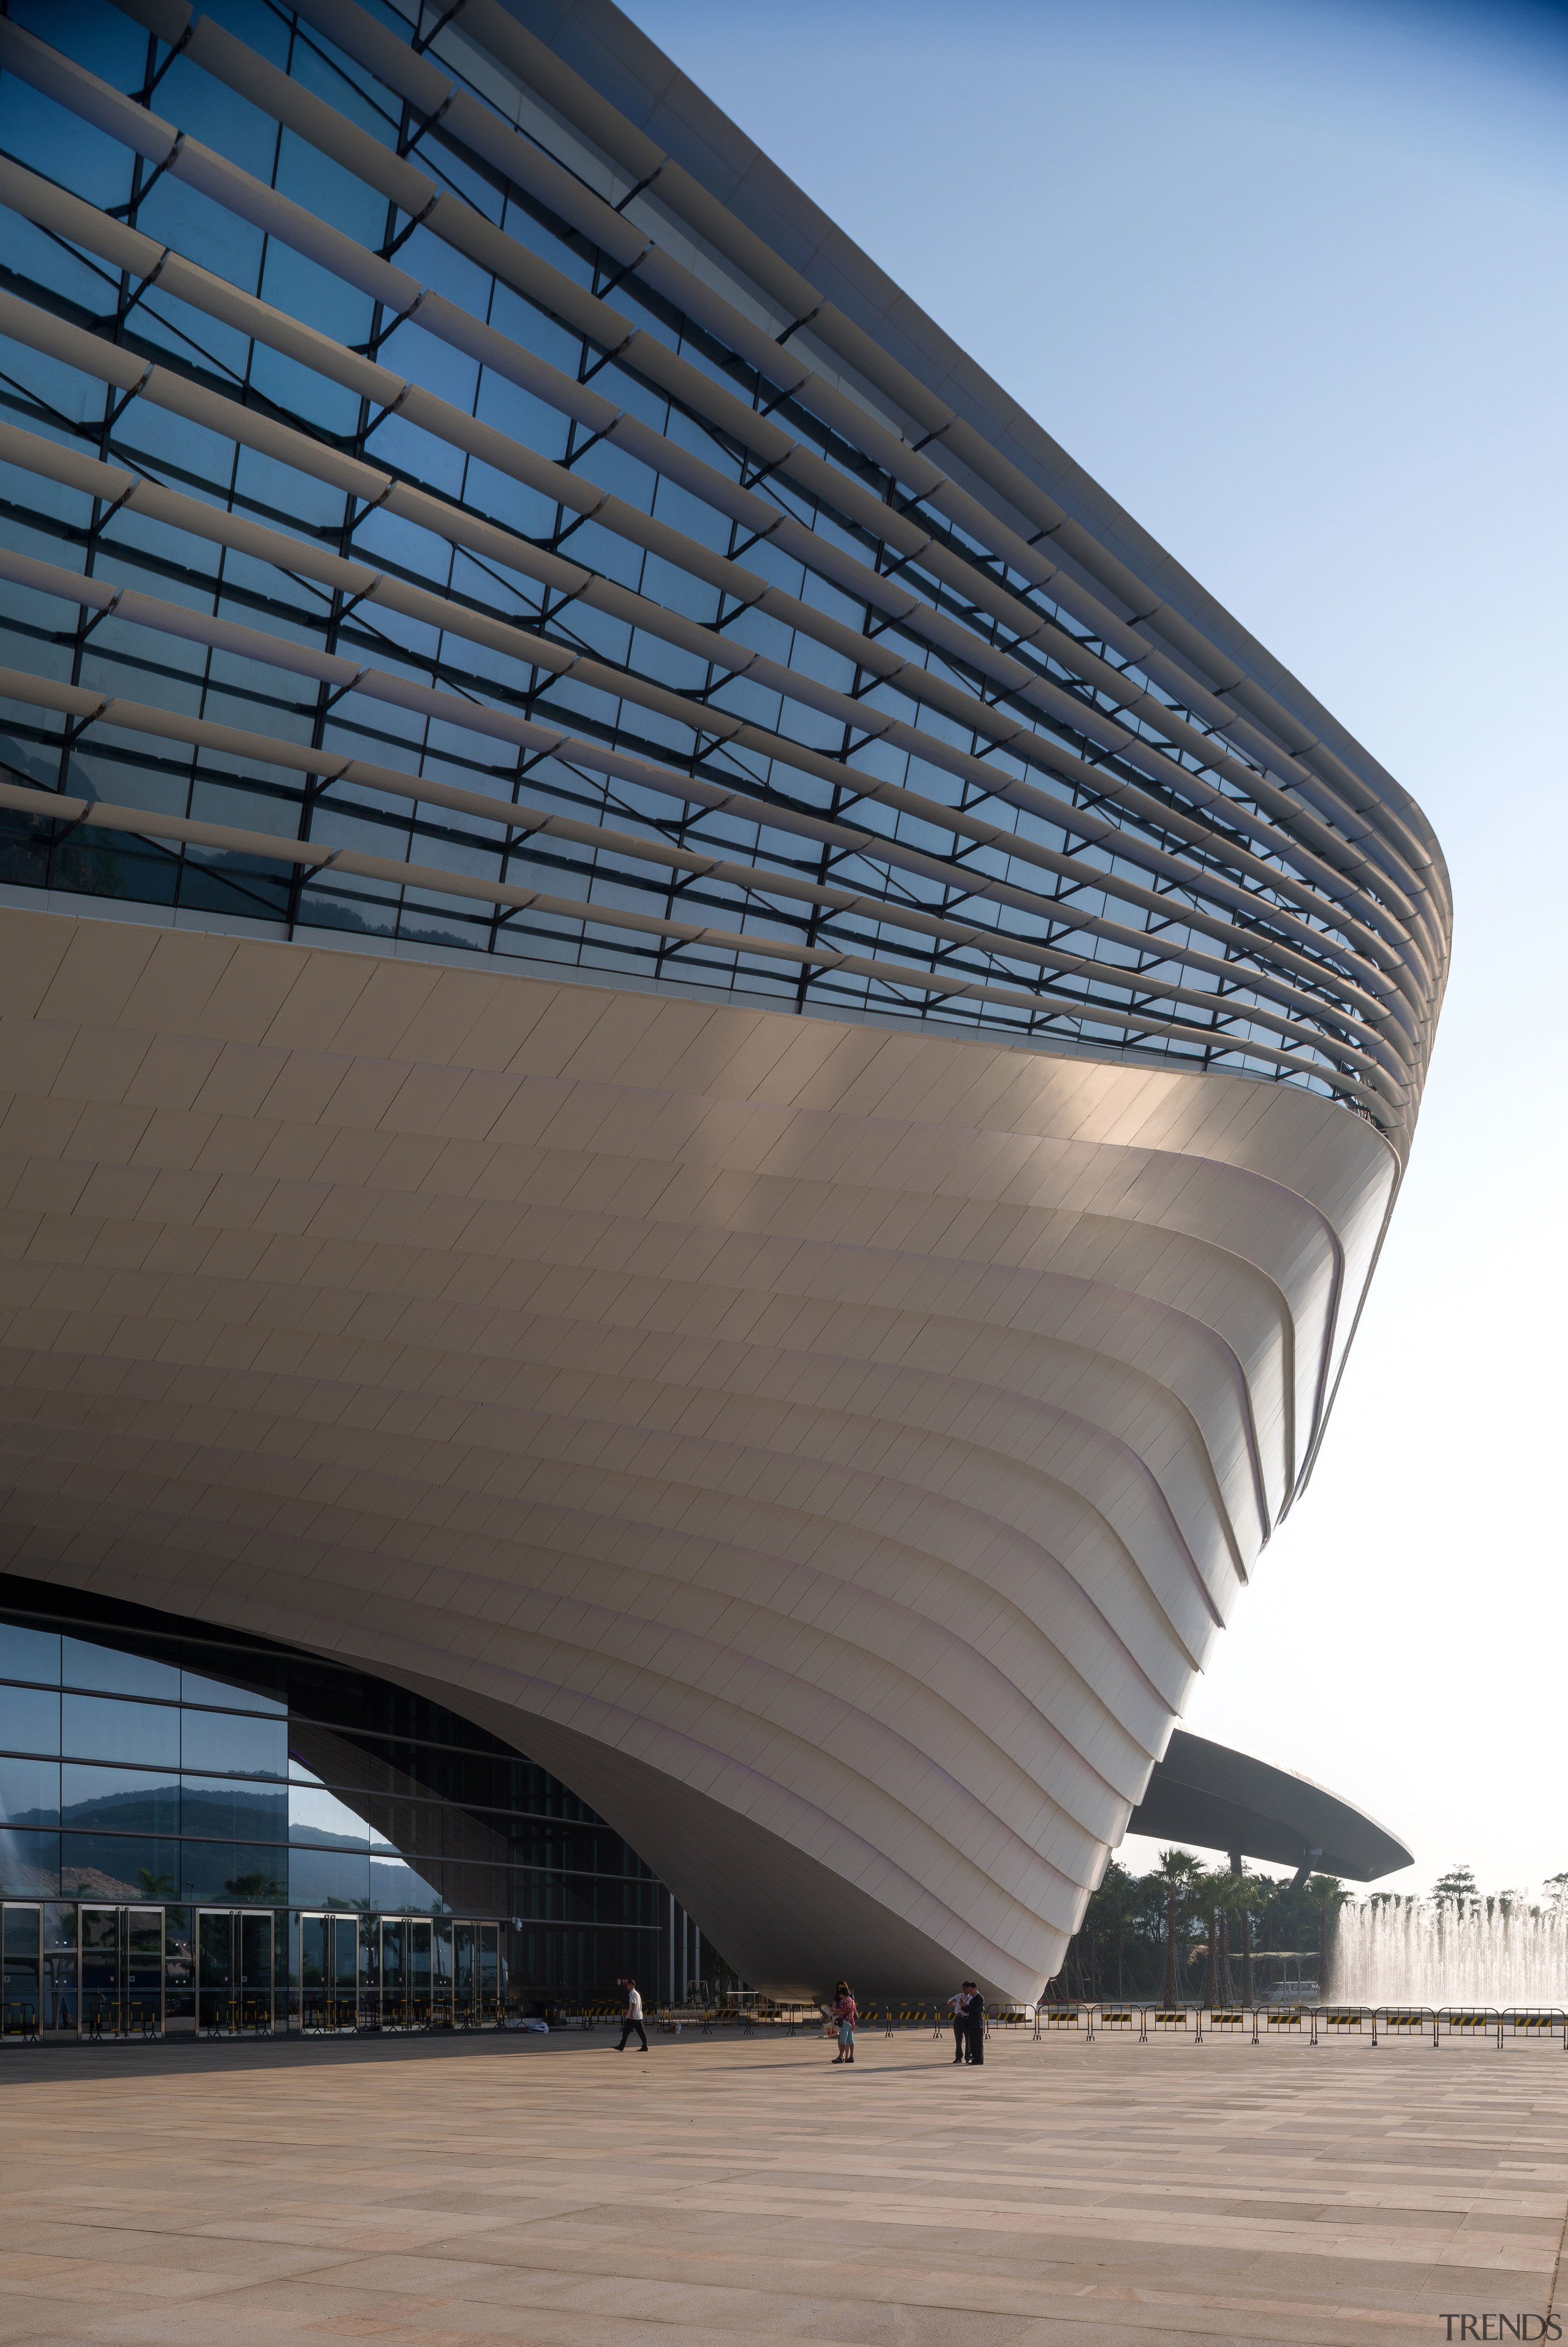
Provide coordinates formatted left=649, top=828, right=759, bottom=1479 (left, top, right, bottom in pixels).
left=963, top=1981, right=986, bottom=2067
left=616, top=1975, right=648, bottom=2053
left=948, top=1983, right=968, bottom=2063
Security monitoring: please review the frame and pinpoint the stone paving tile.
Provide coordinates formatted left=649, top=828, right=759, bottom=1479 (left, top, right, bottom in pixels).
left=2, top=2033, right=1566, bottom=2345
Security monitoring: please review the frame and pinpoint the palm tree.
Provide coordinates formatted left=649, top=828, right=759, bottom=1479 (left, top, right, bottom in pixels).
left=1223, top=1865, right=1268, bottom=2006
left=1235, top=1868, right=1270, bottom=2007
left=1194, top=1867, right=1226, bottom=2006
left=1091, top=1861, right=1139, bottom=2000
left=224, top=1871, right=283, bottom=1902
left=1150, top=1848, right=1201, bottom=2003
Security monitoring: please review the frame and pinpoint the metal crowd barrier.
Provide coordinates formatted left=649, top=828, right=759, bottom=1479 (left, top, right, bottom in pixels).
left=1025, top=2003, right=1568, bottom=2049
left=200, top=1996, right=273, bottom=2039
left=85, top=2000, right=160, bottom=2042
left=40, top=1990, right=1563, bottom=2055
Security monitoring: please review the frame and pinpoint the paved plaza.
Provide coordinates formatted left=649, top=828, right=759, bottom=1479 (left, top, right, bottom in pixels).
left=1, top=2027, right=1565, bottom=2346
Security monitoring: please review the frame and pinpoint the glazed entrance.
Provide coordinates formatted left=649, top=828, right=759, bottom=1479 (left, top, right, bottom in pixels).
left=298, top=1914, right=502, bottom=2030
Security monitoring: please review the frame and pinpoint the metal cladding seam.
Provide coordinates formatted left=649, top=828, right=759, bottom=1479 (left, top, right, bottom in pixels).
left=0, top=913, right=1396, bottom=1995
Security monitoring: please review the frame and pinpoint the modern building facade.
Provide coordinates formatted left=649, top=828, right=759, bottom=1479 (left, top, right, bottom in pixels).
left=0, top=0, right=1447, bottom=2013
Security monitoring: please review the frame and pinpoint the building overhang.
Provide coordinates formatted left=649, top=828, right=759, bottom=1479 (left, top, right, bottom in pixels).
left=1127, top=1729, right=1412, bottom=1882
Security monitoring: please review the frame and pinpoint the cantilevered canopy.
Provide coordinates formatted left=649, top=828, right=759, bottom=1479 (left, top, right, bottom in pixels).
left=1128, top=1731, right=1413, bottom=1883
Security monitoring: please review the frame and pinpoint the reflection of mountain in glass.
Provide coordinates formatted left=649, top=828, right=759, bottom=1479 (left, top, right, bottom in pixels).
left=179, top=1785, right=287, bottom=1841
left=25, top=1783, right=289, bottom=1839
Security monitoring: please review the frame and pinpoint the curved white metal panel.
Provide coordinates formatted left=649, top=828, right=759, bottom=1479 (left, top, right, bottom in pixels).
left=0, top=909, right=1393, bottom=1997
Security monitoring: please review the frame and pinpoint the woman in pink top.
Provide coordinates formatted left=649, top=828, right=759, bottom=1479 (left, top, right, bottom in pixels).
left=831, top=1979, right=858, bottom=2063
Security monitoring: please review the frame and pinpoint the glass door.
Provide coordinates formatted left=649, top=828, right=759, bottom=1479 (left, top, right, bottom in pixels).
left=300, top=1911, right=327, bottom=2029
left=334, top=1915, right=358, bottom=2028
left=479, top=1922, right=499, bottom=2025
left=380, top=1918, right=404, bottom=2030
left=301, top=1912, right=357, bottom=2031
left=408, top=1919, right=432, bottom=2029
left=42, top=1903, right=77, bottom=2035
left=453, top=1922, right=476, bottom=2027
left=197, top=1910, right=233, bottom=2035
left=164, top=1908, right=195, bottom=2036
left=238, top=1911, right=273, bottom=2033
left=124, top=1908, right=162, bottom=2038
left=434, top=1916, right=453, bottom=2030
left=80, top=1907, right=121, bottom=2038
left=2, top=1905, right=42, bottom=2041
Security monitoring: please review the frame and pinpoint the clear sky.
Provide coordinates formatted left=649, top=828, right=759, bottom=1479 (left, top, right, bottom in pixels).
left=624, top=0, right=1568, bottom=1902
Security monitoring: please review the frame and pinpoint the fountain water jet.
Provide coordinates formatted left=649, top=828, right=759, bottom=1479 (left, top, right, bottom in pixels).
left=1330, top=1902, right=1568, bottom=2005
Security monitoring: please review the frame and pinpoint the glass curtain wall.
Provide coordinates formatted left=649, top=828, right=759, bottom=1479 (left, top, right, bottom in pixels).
left=0, top=0, right=1434, bottom=1147
left=0, top=1571, right=669, bottom=2038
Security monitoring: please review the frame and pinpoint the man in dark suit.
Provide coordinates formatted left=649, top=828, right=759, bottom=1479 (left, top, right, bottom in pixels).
left=963, top=1982, right=986, bottom=2066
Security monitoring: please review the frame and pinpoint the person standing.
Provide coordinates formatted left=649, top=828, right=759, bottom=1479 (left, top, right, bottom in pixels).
left=831, top=1978, right=858, bottom=2063
left=948, top=1984, right=968, bottom=2063
left=963, top=1982, right=986, bottom=2067
left=616, top=1976, right=648, bottom=2053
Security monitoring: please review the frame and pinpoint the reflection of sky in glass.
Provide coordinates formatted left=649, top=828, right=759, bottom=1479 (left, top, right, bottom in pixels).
left=181, top=1709, right=286, bottom=1779
left=61, top=1639, right=179, bottom=1700
left=289, top=1782, right=370, bottom=1850
left=0, top=1685, right=59, bottom=1755
left=180, top=1669, right=285, bottom=1717
left=0, top=1624, right=59, bottom=1685
left=63, top=1695, right=178, bottom=1769
left=0, top=1756, right=59, bottom=1826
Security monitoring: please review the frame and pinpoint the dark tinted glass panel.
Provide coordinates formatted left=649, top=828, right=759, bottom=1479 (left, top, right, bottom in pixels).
left=0, top=1831, right=59, bottom=1897
left=62, top=1696, right=179, bottom=1768
left=61, top=1766, right=180, bottom=1836
left=61, top=1639, right=181, bottom=1699
left=369, top=1856, right=445, bottom=1914
left=179, top=1668, right=286, bottom=1716
left=288, top=1848, right=369, bottom=1908
left=181, top=1777, right=287, bottom=1842
left=366, top=1797, right=442, bottom=1858
left=164, top=1903, right=194, bottom=2017
left=239, top=1911, right=272, bottom=1994
left=443, top=1861, right=510, bottom=1917
left=197, top=1910, right=232, bottom=1990
left=179, top=1843, right=287, bottom=1903
left=2, top=1900, right=42, bottom=2026
left=1, top=1687, right=61, bottom=1756
left=0, top=1625, right=60, bottom=1685
left=0, top=1756, right=59, bottom=1827
left=292, top=1742, right=370, bottom=1796
left=181, top=1710, right=287, bottom=1778
left=60, top=1835, right=179, bottom=1902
